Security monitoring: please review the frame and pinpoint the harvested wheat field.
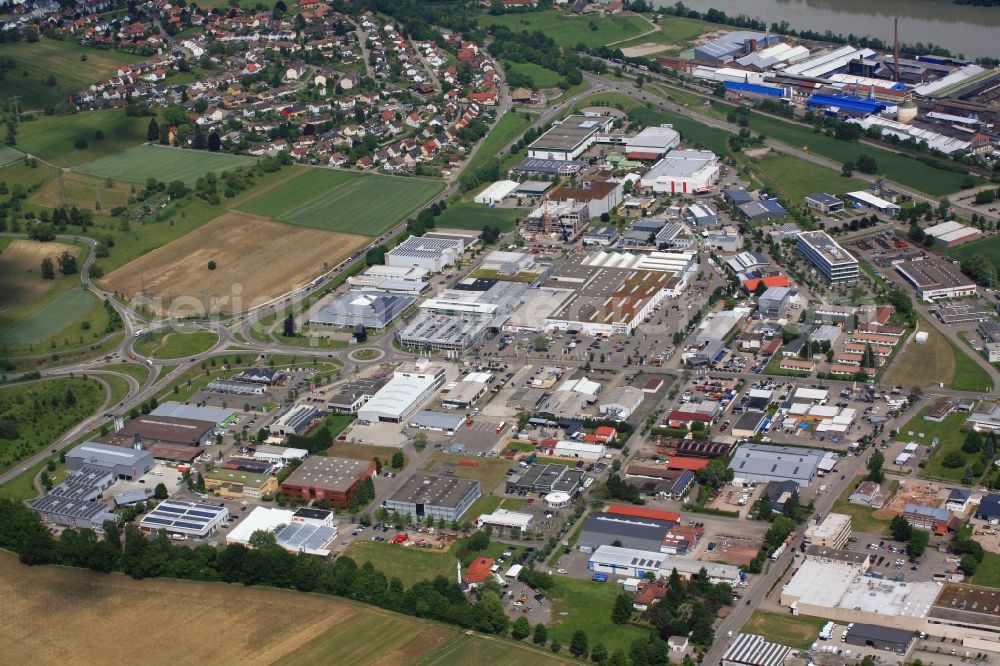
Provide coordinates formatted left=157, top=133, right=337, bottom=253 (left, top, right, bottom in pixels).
left=0, top=552, right=571, bottom=666
left=0, top=238, right=77, bottom=316
left=103, top=212, right=367, bottom=315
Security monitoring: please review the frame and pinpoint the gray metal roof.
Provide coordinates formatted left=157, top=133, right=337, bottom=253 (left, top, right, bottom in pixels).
left=151, top=402, right=235, bottom=423
left=32, top=467, right=116, bottom=525
left=845, top=623, right=913, bottom=647
left=580, top=514, right=675, bottom=543
left=409, top=409, right=465, bottom=430
left=67, top=441, right=154, bottom=468
left=310, top=290, right=415, bottom=328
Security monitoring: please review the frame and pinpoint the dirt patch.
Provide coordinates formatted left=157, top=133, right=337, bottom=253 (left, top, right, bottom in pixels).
left=0, top=238, right=77, bottom=315
left=744, top=147, right=773, bottom=158
left=872, top=478, right=944, bottom=520
left=620, top=42, right=668, bottom=58
left=102, top=212, right=368, bottom=315
left=700, top=537, right=760, bottom=567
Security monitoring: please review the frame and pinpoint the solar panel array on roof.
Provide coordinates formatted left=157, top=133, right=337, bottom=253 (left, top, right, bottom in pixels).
left=140, top=499, right=229, bottom=536
left=277, top=521, right=337, bottom=554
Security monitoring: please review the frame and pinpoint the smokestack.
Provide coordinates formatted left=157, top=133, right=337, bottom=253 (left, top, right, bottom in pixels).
left=893, top=19, right=900, bottom=83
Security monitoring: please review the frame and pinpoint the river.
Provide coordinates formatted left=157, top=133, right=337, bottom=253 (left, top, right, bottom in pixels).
left=652, top=0, right=1000, bottom=60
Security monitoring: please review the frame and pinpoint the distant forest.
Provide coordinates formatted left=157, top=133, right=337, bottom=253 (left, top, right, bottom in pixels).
left=952, top=0, right=1000, bottom=5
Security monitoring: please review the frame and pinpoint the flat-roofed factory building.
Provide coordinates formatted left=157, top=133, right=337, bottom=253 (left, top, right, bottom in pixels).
left=385, top=473, right=481, bottom=522
left=279, top=456, right=377, bottom=507
left=527, top=114, right=614, bottom=161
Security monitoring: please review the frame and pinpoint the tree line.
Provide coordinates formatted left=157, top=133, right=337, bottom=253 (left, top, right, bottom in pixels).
left=0, top=498, right=513, bottom=636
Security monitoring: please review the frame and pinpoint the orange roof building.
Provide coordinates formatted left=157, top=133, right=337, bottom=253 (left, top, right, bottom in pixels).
left=742, top=275, right=789, bottom=291
left=606, top=504, right=681, bottom=523
left=463, top=556, right=494, bottom=584
left=666, top=456, right=710, bottom=471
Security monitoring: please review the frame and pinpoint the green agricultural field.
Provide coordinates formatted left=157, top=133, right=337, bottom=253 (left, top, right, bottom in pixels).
left=743, top=111, right=973, bottom=196
left=134, top=328, right=218, bottom=359
left=895, top=408, right=969, bottom=482
left=236, top=168, right=442, bottom=236
left=480, top=10, right=650, bottom=48
left=744, top=154, right=869, bottom=205
left=945, top=234, right=1000, bottom=276
left=0, top=145, right=24, bottom=166
left=547, top=576, right=649, bottom=654
left=0, top=377, right=105, bottom=473
left=505, top=61, right=564, bottom=89
left=0, top=39, right=132, bottom=110
left=435, top=203, right=520, bottom=233
left=75, top=145, right=255, bottom=185
left=0, top=287, right=98, bottom=344
left=742, top=611, right=827, bottom=649
left=466, top=111, right=535, bottom=174
left=14, top=109, right=147, bottom=167
left=343, top=541, right=454, bottom=588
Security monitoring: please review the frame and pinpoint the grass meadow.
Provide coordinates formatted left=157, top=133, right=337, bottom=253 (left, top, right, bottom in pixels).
left=75, top=145, right=255, bottom=185
left=236, top=168, right=442, bottom=235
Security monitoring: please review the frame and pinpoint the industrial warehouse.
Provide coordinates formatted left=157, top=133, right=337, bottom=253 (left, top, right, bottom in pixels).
left=384, top=473, right=481, bottom=522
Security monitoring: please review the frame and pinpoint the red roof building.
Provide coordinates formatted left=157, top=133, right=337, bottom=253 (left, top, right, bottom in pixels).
left=666, top=456, right=710, bottom=471
left=667, top=410, right=712, bottom=427
left=742, top=275, right=789, bottom=291
left=606, top=505, right=681, bottom=523
left=760, top=338, right=781, bottom=355
left=463, top=556, right=495, bottom=584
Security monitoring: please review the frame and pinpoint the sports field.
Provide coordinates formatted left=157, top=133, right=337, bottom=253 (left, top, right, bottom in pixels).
left=103, top=211, right=368, bottom=315
left=1, top=552, right=569, bottom=665
left=75, top=145, right=256, bottom=185
left=0, top=39, right=132, bottom=110
left=236, top=168, right=442, bottom=236
left=13, top=108, right=147, bottom=167
left=479, top=10, right=650, bottom=48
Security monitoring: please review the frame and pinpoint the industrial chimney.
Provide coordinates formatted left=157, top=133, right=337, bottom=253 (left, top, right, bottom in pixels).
left=893, top=19, right=900, bottom=83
